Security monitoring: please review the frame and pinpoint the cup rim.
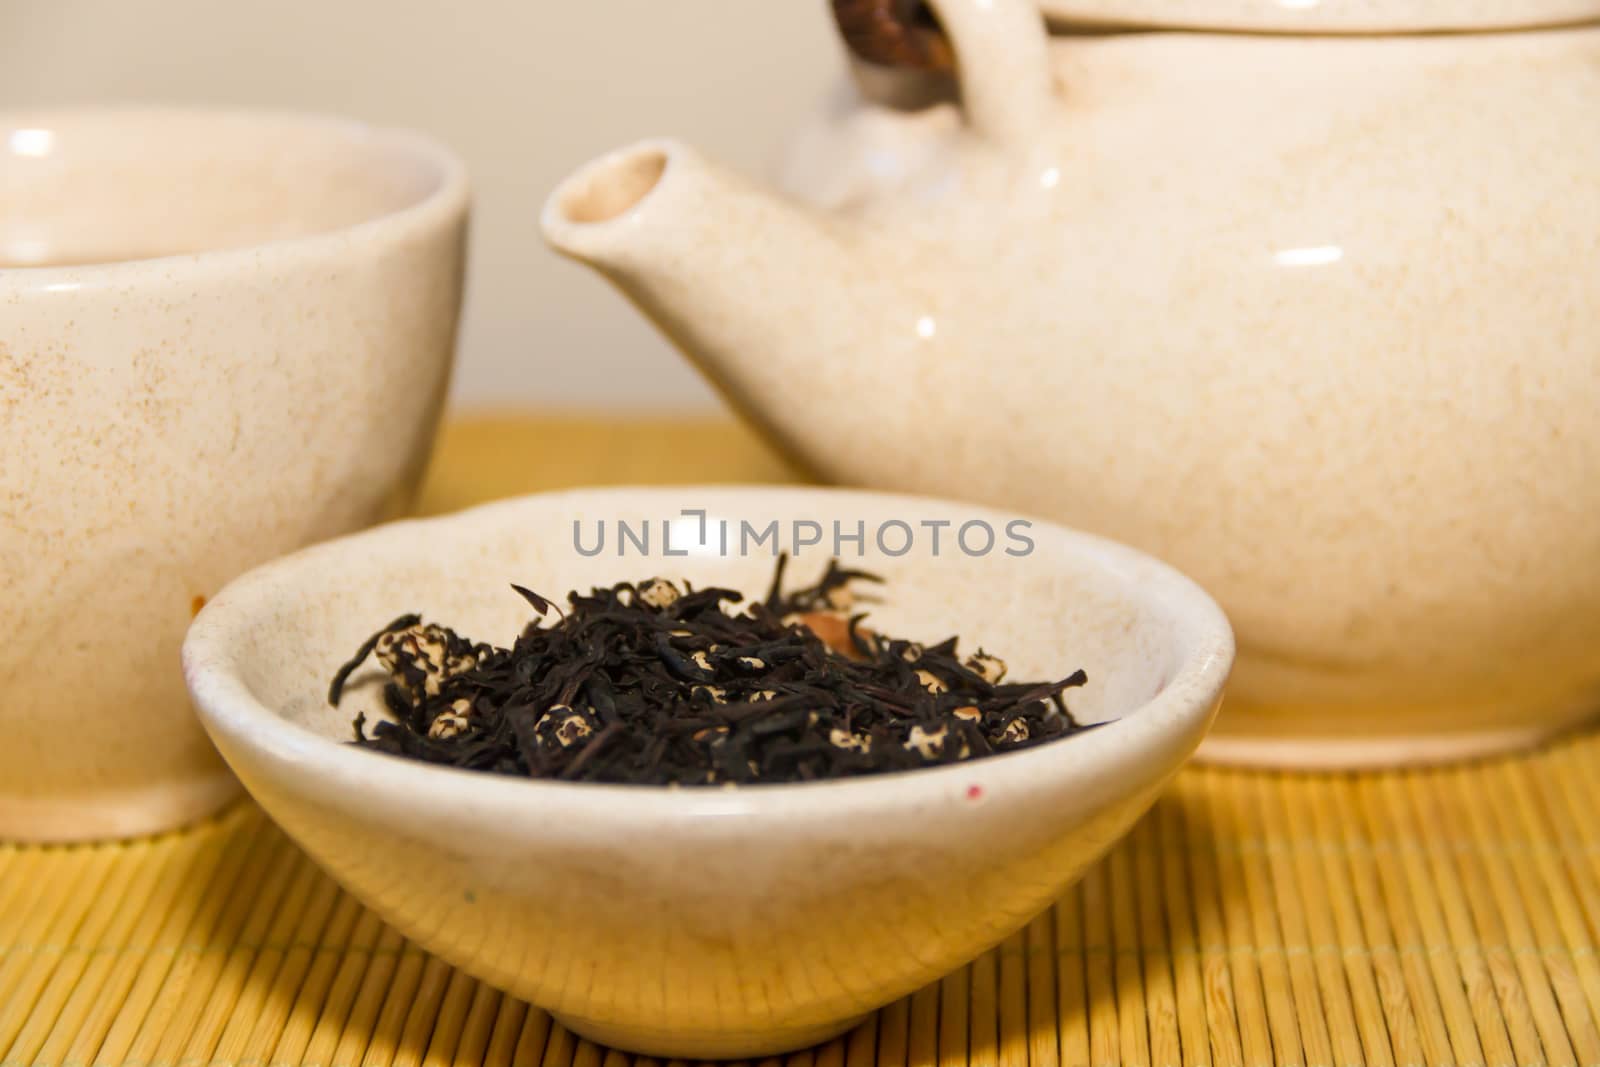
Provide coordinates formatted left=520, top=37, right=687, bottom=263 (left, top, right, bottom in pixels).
left=182, top=485, right=1235, bottom=829
left=0, top=104, right=469, bottom=284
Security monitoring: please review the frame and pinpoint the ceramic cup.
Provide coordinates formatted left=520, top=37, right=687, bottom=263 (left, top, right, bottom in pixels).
left=0, top=107, right=469, bottom=843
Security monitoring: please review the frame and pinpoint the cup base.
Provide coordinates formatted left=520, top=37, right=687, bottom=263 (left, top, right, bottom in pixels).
left=1195, top=715, right=1596, bottom=770
left=0, top=770, right=243, bottom=844
left=550, top=1010, right=868, bottom=1060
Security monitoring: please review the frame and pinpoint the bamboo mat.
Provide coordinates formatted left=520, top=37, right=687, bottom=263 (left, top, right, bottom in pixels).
left=6, top=415, right=1600, bottom=1067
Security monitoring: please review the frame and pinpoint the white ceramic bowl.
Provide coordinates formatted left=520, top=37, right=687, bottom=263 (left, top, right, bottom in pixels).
left=182, top=487, right=1231, bottom=1059
left=0, top=107, right=467, bottom=842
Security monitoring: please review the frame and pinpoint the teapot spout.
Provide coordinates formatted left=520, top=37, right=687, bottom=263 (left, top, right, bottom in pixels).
left=542, top=140, right=906, bottom=462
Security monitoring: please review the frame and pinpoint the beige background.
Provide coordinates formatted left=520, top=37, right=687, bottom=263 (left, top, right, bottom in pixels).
left=1, top=0, right=844, bottom=411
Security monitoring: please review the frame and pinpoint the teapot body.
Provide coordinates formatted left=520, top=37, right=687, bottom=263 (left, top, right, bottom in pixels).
left=774, top=25, right=1600, bottom=763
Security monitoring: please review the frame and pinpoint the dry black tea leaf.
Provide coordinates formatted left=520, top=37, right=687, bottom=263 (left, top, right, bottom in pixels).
left=332, top=558, right=1094, bottom=786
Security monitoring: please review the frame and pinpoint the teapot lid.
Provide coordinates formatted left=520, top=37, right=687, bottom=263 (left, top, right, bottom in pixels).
left=1040, top=0, right=1599, bottom=31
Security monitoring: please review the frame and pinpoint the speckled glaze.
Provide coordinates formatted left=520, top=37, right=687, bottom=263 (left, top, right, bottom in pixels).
left=0, top=108, right=468, bottom=842
left=542, top=0, right=1600, bottom=768
left=182, top=486, right=1232, bottom=1058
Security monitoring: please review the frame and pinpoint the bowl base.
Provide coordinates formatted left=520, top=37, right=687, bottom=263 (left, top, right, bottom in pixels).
left=0, top=770, right=243, bottom=844
left=550, top=1010, right=869, bottom=1060
left=1195, top=710, right=1598, bottom=770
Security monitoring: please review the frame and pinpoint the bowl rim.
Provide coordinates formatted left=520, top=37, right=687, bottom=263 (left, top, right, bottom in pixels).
left=182, top=485, right=1234, bottom=823
left=0, top=104, right=469, bottom=284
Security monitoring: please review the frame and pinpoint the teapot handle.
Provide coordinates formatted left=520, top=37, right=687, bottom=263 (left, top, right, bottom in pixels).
left=831, top=0, right=1055, bottom=151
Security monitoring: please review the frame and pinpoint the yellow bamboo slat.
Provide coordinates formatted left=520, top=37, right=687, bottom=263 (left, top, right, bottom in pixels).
left=1154, top=795, right=1213, bottom=1067
left=938, top=957, right=971, bottom=1067
left=1131, top=817, right=1178, bottom=1067
left=1053, top=887, right=1089, bottom=1067
left=1498, top=763, right=1600, bottom=1060
left=1293, top=780, right=1398, bottom=1067
left=906, top=975, right=941, bottom=1067
left=1080, top=860, right=1120, bottom=1067
left=997, top=932, right=1028, bottom=1067
left=1023, top=912, right=1059, bottom=1067
left=1263, top=778, right=1366, bottom=1067
left=1107, top=843, right=1150, bottom=1067
left=1203, top=773, right=1277, bottom=1067
left=6, top=415, right=1600, bottom=1067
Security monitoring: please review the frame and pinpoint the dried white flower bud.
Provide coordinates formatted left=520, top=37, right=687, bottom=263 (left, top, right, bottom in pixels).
left=1000, top=718, right=1030, bottom=743
left=555, top=716, right=592, bottom=746
left=904, top=724, right=948, bottom=759
left=915, top=669, right=948, bottom=694
left=829, top=728, right=872, bottom=753
left=536, top=704, right=593, bottom=748
left=376, top=624, right=476, bottom=697
left=966, top=651, right=1007, bottom=685
left=427, top=698, right=474, bottom=740
left=952, top=705, right=982, bottom=723
left=638, top=578, right=681, bottom=609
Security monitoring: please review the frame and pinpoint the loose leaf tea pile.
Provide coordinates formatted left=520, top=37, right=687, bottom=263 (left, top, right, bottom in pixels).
left=332, top=558, right=1092, bottom=785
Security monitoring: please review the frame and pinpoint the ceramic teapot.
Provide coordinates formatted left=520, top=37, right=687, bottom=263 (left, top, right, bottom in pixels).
left=542, top=0, right=1600, bottom=767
